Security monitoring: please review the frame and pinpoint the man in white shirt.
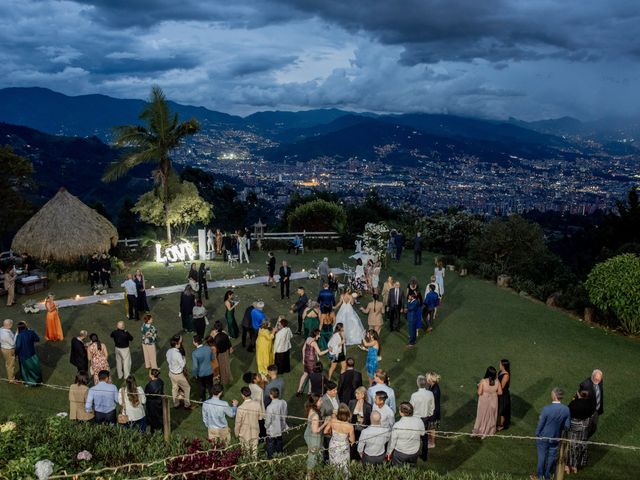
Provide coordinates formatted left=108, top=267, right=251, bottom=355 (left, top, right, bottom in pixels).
left=265, top=387, right=288, bottom=459
left=120, top=274, right=138, bottom=320
left=367, top=370, right=396, bottom=412
left=358, top=411, right=390, bottom=464
left=203, top=383, right=238, bottom=443
left=0, top=319, right=16, bottom=383
left=166, top=336, right=195, bottom=410
left=386, top=402, right=425, bottom=467
left=372, top=391, right=395, bottom=430
left=410, top=375, right=435, bottom=461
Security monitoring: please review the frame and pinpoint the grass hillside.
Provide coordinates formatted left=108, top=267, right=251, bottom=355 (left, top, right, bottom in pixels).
left=0, top=250, right=638, bottom=479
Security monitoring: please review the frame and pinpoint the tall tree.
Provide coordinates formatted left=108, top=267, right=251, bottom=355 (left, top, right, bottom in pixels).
left=102, top=86, right=200, bottom=242
left=0, top=146, right=34, bottom=248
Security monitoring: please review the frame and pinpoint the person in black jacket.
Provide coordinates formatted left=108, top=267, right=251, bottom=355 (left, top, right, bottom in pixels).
left=99, top=254, right=112, bottom=289
left=179, top=285, right=196, bottom=333
left=70, top=330, right=89, bottom=372
left=88, top=254, right=100, bottom=291
left=242, top=303, right=255, bottom=351
left=266, top=252, right=276, bottom=288
left=279, top=260, right=292, bottom=300
left=290, top=287, right=309, bottom=334
left=144, top=368, right=165, bottom=433
left=579, top=369, right=604, bottom=437
left=413, top=232, right=423, bottom=265
left=338, top=357, right=363, bottom=403
left=197, top=263, right=208, bottom=300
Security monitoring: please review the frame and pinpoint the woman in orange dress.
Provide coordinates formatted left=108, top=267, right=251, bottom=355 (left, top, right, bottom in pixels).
left=44, top=293, right=64, bottom=341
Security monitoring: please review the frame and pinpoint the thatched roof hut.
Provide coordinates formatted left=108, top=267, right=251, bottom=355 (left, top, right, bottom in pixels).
left=12, top=188, right=119, bottom=261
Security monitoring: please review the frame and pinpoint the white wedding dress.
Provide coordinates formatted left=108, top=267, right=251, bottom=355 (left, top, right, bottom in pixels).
left=336, top=295, right=366, bottom=346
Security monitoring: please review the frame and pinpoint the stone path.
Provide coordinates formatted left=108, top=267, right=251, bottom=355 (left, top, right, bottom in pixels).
left=35, top=268, right=345, bottom=311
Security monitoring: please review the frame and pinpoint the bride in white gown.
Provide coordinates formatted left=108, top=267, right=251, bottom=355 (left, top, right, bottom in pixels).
left=335, top=288, right=366, bottom=346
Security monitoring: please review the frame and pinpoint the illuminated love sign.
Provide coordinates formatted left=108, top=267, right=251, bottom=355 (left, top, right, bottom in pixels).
left=155, top=241, right=196, bottom=263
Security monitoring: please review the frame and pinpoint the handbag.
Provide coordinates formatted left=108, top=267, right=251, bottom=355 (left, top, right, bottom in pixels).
left=117, top=388, right=129, bottom=425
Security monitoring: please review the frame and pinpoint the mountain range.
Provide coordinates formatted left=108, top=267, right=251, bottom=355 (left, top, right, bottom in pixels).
left=1, top=87, right=638, bottom=212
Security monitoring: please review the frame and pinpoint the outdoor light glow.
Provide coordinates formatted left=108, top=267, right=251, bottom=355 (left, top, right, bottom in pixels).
left=75, top=295, right=80, bottom=300
left=155, top=241, right=196, bottom=263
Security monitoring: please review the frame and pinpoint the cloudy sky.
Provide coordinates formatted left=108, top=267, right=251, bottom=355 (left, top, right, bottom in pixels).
left=1, top=0, right=639, bottom=120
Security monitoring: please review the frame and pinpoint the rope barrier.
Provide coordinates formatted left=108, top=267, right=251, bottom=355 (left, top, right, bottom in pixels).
left=2, top=376, right=639, bottom=453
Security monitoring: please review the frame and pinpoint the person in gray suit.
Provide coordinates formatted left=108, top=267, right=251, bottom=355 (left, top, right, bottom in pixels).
left=386, top=281, right=404, bottom=332
left=532, top=388, right=571, bottom=480
left=319, top=381, right=339, bottom=461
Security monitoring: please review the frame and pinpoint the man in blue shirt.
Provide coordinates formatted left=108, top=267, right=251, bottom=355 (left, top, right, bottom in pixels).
left=423, top=284, right=440, bottom=333
left=203, top=383, right=238, bottom=444
left=533, top=388, right=571, bottom=480
left=317, top=283, right=335, bottom=314
left=191, top=335, right=214, bottom=402
left=85, top=370, right=119, bottom=424
left=249, top=302, right=266, bottom=352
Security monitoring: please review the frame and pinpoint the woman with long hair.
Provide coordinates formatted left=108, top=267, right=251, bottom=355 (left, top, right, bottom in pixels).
left=192, top=299, right=207, bottom=339
left=223, top=290, right=240, bottom=339
left=15, top=321, right=43, bottom=386
left=362, top=330, right=380, bottom=384
left=334, top=287, right=366, bottom=346
left=69, top=371, right=93, bottom=421
left=118, top=374, right=147, bottom=432
left=472, top=366, right=502, bottom=439
left=187, top=263, right=198, bottom=290
left=210, top=321, right=233, bottom=385
left=324, top=403, right=355, bottom=476
left=179, top=285, right=196, bottom=333
left=302, top=301, right=320, bottom=340
left=497, top=359, right=511, bottom=430
left=359, top=293, right=384, bottom=335
left=566, top=390, right=596, bottom=474
left=296, top=329, right=329, bottom=396
left=327, top=322, right=346, bottom=380
left=140, top=314, right=158, bottom=370
left=134, top=269, right=150, bottom=313
left=348, top=386, right=372, bottom=459
left=304, top=394, right=324, bottom=472
left=44, top=293, right=64, bottom=341
left=87, top=333, right=109, bottom=385
left=144, top=368, right=164, bottom=433
left=426, top=372, right=441, bottom=448
left=255, top=319, right=275, bottom=376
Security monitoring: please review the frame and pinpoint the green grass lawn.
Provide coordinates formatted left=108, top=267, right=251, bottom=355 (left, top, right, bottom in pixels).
left=1, top=249, right=639, bottom=479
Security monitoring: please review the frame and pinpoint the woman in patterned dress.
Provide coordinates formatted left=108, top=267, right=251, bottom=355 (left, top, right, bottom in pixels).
left=86, top=333, right=109, bottom=385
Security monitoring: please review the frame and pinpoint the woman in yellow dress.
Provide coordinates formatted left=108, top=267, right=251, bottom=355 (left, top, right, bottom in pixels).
left=255, top=319, right=275, bottom=376
left=44, top=293, right=64, bottom=341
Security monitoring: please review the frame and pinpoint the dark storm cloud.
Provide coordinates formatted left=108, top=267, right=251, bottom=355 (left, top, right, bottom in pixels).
left=1, top=0, right=639, bottom=120
left=74, top=0, right=302, bottom=28
left=279, top=0, right=640, bottom=64
left=227, top=55, right=298, bottom=76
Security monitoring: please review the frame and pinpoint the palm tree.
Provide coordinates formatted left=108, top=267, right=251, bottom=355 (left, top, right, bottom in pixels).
left=102, top=86, right=200, bottom=242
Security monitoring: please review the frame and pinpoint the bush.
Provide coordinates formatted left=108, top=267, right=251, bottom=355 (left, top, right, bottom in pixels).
left=166, top=437, right=241, bottom=479
left=0, top=414, right=185, bottom=479
left=234, top=457, right=515, bottom=480
left=585, top=253, right=640, bottom=334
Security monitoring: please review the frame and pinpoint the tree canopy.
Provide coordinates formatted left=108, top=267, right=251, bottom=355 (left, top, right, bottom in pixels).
left=287, top=199, right=347, bottom=233
left=103, top=86, right=200, bottom=241
left=0, top=145, right=34, bottom=248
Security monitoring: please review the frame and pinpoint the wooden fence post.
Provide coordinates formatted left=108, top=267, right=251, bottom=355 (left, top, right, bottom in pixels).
left=555, top=433, right=568, bottom=480
left=162, top=397, right=171, bottom=444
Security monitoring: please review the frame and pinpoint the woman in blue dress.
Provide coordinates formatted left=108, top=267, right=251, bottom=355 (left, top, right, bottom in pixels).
left=362, top=329, right=380, bottom=385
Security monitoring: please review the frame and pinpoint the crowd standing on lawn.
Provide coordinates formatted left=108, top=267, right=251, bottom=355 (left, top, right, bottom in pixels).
left=0, top=247, right=608, bottom=478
